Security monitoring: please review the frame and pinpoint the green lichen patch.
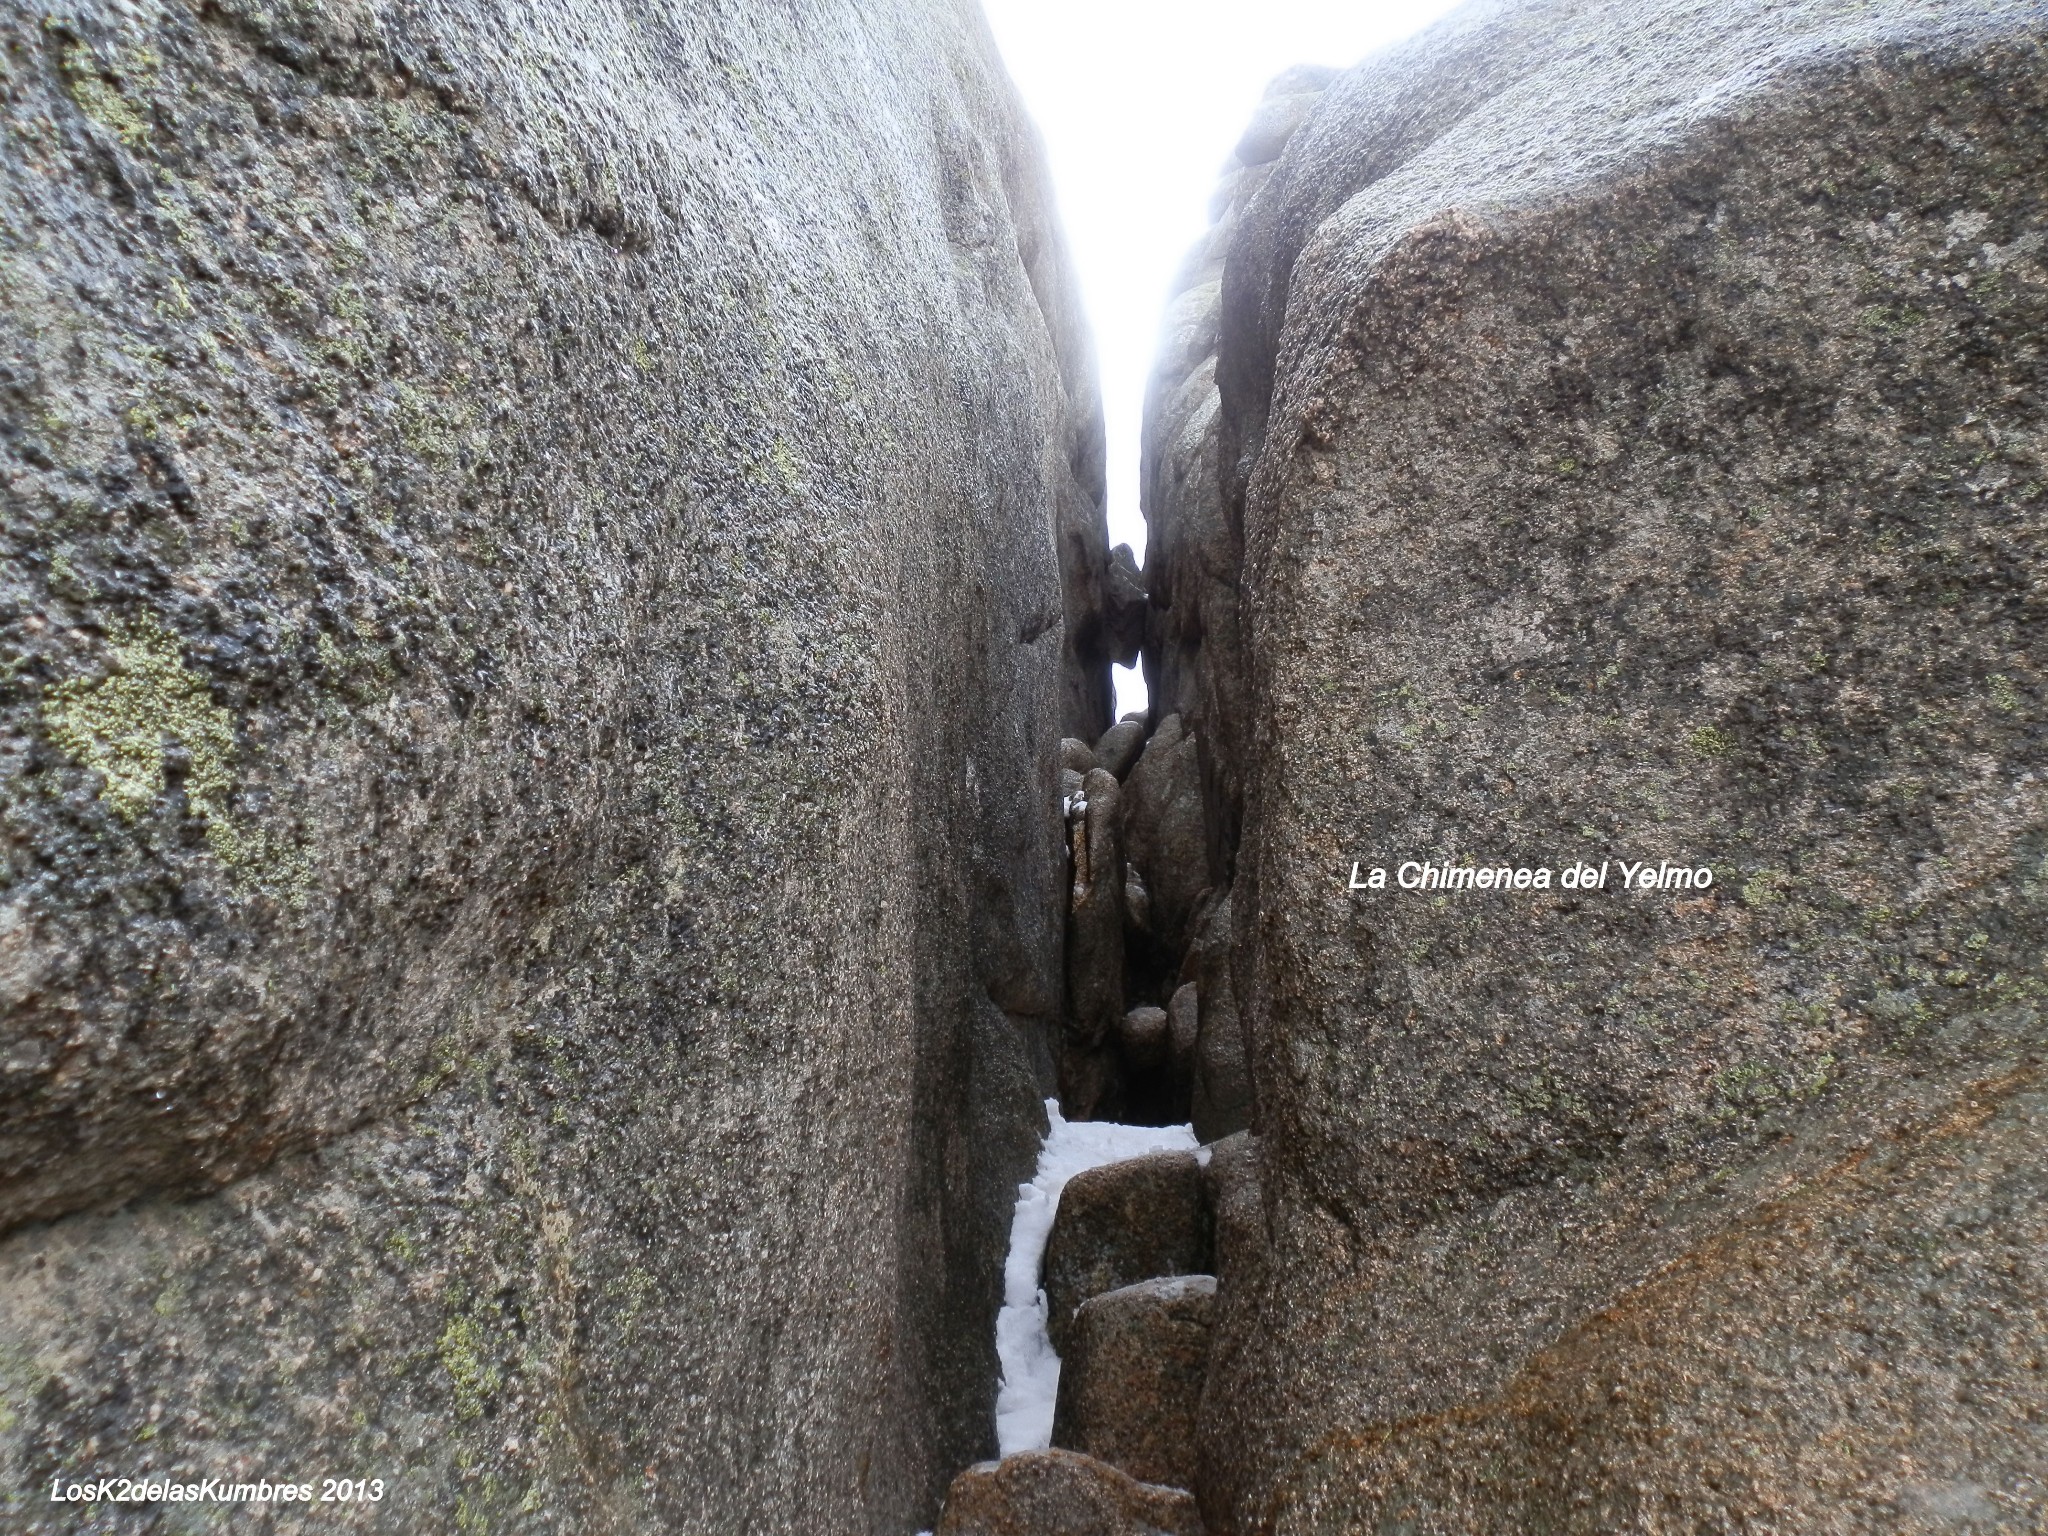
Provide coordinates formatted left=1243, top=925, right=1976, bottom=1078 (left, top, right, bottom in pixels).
left=40, top=618, right=315, bottom=902
left=1741, top=868, right=1791, bottom=909
left=42, top=616, right=235, bottom=823
left=438, top=1312, right=502, bottom=1420
left=56, top=38, right=150, bottom=149
left=1686, top=724, right=1734, bottom=758
left=203, top=813, right=315, bottom=908
left=1708, top=1051, right=1837, bottom=1123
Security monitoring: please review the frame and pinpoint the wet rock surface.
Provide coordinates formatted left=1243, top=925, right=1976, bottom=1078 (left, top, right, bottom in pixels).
left=1042, top=1149, right=1210, bottom=1354
left=1053, top=1274, right=1218, bottom=1491
left=1148, top=0, right=2048, bottom=1530
left=0, top=0, right=1112, bottom=1529
left=936, top=1448, right=1205, bottom=1536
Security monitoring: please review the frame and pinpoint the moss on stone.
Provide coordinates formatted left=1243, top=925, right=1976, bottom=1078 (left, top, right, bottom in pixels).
left=1687, top=724, right=1734, bottom=758
left=41, top=617, right=315, bottom=902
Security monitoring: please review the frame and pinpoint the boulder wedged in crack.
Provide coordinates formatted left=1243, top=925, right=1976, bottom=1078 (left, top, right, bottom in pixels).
left=1134, top=1, right=2048, bottom=1530
left=0, top=0, right=1115, bottom=1529
left=1042, top=1148, right=1211, bottom=1355
left=1121, top=713, right=1207, bottom=960
left=1053, top=1275, right=1217, bottom=1491
left=937, top=1447, right=1206, bottom=1536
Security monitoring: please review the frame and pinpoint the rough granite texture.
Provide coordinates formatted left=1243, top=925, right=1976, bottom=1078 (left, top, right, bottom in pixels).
left=1053, top=1275, right=1217, bottom=1493
left=936, top=1448, right=1206, bottom=1536
left=1041, top=1147, right=1209, bottom=1355
left=0, top=0, right=1112, bottom=1530
left=1142, top=0, right=2048, bottom=1530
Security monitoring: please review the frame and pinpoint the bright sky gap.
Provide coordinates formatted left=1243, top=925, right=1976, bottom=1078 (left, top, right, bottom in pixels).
left=978, top=0, right=1465, bottom=719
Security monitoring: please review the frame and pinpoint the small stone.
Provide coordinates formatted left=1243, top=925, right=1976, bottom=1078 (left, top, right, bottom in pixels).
left=1043, top=1149, right=1209, bottom=1354
left=1060, top=737, right=1097, bottom=775
left=1093, top=719, right=1147, bottom=780
left=1118, top=1005, right=1169, bottom=1069
left=1052, top=1275, right=1217, bottom=1490
left=935, top=1447, right=1204, bottom=1536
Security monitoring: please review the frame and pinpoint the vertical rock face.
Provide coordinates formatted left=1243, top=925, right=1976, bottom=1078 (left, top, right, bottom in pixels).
left=0, top=0, right=1112, bottom=1530
left=1144, top=1, right=2048, bottom=1530
left=1140, top=66, right=1335, bottom=895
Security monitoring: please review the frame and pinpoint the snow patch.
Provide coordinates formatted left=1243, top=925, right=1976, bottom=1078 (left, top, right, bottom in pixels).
left=993, top=1098, right=1198, bottom=1456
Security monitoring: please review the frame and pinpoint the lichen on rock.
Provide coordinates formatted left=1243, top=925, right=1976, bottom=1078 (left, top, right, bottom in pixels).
left=41, top=615, right=235, bottom=825
left=0, top=0, right=1118, bottom=1529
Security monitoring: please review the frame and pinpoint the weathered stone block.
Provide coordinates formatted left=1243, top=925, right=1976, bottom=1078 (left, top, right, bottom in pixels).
left=1043, top=1149, right=1210, bottom=1353
left=1053, top=1275, right=1218, bottom=1490
left=1165, top=1, right=2048, bottom=1530
left=936, top=1448, right=1204, bottom=1536
left=0, top=1, right=1111, bottom=1530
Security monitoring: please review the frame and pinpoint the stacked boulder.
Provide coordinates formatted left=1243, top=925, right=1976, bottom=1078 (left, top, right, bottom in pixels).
left=1056, top=701, right=1242, bottom=1127
left=1057, top=715, right=1255, bottom=1131
left=936, top=1136, right=1267, bottom=1535
left=1047, top=68, right=1352, bottom=1140
left=939, top=71, right=1354, bottom=1534
left=936, top=1449, right=1202, bottom=1536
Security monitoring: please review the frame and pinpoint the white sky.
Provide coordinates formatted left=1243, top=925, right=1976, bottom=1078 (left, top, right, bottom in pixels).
left=977, top=0, right=1463, bottom=717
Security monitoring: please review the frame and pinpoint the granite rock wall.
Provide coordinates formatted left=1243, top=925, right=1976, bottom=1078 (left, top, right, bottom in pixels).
left=0, top=0, right=1111, bottom=1529
left=1137, top=2, right=2048, bottom=1529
